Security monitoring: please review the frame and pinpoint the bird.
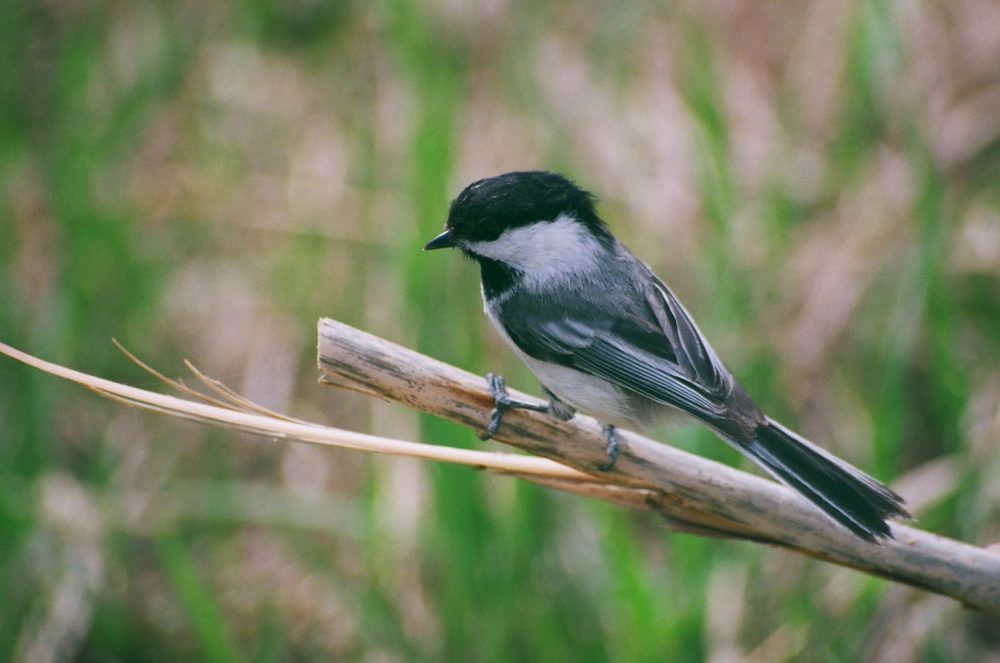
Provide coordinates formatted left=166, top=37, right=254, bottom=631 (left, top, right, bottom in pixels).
left=424, top=170, right=909, bottom=542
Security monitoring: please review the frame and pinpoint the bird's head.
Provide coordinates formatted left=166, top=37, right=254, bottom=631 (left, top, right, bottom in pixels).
left=425, top=171, right=612, bottom=282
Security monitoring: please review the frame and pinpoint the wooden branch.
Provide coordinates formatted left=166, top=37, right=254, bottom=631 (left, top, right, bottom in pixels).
left=318, top=317, right=1000, bottom=614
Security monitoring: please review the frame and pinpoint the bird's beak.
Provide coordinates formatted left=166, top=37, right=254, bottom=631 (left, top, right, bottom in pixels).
left=424, top=228, right=457, bottom=250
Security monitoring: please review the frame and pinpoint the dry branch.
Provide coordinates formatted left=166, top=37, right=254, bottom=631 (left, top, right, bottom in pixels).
left=0, top=342, right=593, bottom=483
left=0, top=340, right=666, bottom=527
left=318, top=317, right=1000, bottom=614
left=2, top=322, right=998, bottom=615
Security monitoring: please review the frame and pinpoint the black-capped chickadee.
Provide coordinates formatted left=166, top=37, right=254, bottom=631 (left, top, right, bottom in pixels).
left=425, top=170, right=909, bottom=541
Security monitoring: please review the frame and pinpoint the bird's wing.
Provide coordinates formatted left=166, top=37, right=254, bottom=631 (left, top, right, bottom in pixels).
left=503, top=306, right=734, bottom=423
left=639, top=273, right=733, bottom=397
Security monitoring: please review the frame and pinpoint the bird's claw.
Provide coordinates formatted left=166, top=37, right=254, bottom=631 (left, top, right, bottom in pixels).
left=598, top=424, right=620, bottom=471
left=480, top=373, right=548, bottom=440
left=482, top=373, right=511, bottom=440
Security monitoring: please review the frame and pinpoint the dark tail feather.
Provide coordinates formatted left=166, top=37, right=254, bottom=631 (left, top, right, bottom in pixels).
left=744, top=418, right=910, bottom=542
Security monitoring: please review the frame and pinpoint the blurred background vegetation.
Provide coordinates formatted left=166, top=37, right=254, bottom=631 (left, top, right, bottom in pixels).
left=2, top=0, right=999, bottom=660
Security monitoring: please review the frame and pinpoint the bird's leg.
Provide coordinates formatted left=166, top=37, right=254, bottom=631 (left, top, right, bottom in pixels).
left=598, top=424, right=620, bottom=471
left=481, top=375, right=618, bottom=469
left=480, top=374, right=572, bottom=440
left=541, top=387, right=576, bottom=422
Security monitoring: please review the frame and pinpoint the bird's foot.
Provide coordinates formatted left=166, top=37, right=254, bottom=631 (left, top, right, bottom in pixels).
left=480, top=373, right=549, bottom=440
left=598, top=424, right=620, bottom=471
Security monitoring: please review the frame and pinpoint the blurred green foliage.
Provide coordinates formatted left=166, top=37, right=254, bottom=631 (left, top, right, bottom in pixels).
left=2, top=0, right=1000, bottom=660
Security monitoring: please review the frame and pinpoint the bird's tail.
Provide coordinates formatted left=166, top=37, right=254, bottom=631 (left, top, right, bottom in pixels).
left=744, top=418, right=910, bottom=542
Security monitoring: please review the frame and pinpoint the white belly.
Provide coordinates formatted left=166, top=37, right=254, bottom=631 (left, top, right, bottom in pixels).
left=519, top=354, right=641, bottom=427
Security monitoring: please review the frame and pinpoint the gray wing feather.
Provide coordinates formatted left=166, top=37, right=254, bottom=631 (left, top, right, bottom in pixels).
left=499, top=258, right=757, bottom=429
left=643, top=276, right=731, bottom=395
left=573, top=332, right=729, bottom=417
left=530, top=317, right=729, bottom=420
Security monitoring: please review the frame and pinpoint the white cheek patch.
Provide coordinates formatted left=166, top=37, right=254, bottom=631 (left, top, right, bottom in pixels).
left=463, top=214, right=604, bottom=287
